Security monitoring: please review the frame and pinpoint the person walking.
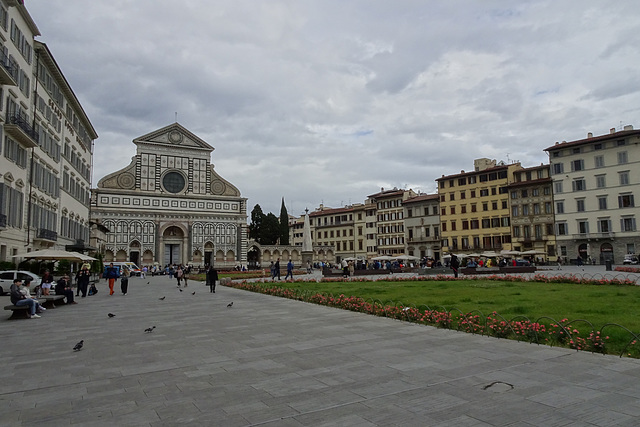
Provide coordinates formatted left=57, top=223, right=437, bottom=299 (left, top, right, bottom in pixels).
left=450, top=254, right=460, bottom=278
left=285, top=259, right=294, bottom=280
left=341, top=259, right=349, bottom=278
left=120, top=267, right=130, bottom=295
left=270, top=261, right=276, bottom=280
left=274, top=258, right=281, bottom=280
left=76, top=263, right=91, bottom=298
left=104, top=263, right=119, bottom=295
left=175, top=265, right=183, bottom=287
left=182, top=265, right=190, bottom=287
left=206, top=265, right=218, bottom=293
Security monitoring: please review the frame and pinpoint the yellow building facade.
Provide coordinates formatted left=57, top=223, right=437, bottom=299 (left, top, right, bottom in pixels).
left=437, top=158, right=522, bottom=254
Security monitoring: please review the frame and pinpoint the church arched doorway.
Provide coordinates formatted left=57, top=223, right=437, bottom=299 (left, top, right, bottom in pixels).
left=163, top=226, right=184, bottom=265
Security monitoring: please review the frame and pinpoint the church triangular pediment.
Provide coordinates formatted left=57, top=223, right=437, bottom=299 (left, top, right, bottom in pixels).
left=133, top=123, right=214, bottom=152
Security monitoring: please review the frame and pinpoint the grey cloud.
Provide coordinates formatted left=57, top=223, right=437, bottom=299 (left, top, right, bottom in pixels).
left=26, top=0, right=640, bottom=215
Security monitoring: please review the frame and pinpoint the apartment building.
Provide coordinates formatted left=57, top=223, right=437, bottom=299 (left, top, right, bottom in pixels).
left=309, top=203, right=373, bottom=262
left=0, top=1, right=97, bottom=262
left=402, top=193, right=441, bottom=260
left=436, top=158, right=522, bottom=254
left=545, top=126, right=640, bottom=263
left=506, top=164, right=557, bottom=261
left=366, top=188, right=417, bottom=256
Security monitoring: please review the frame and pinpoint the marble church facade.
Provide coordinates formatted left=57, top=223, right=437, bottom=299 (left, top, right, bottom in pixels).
left=91, top=123, right=247, bottom=268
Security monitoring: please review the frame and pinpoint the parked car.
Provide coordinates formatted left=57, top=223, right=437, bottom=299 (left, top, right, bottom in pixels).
left=623, top=254, right=639, bottom=265
left=103, top=262, right=142, bottom=277
left=514, top=259, right=531, bottom=266
left=0, top=270, right=42, bottom=295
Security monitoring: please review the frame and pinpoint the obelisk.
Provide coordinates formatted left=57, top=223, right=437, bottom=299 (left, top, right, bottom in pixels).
left=301, top=208, right=313, bottom=266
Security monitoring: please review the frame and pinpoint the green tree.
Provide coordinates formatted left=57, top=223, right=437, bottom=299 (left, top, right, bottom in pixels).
left=279, top=197, right=290, bottom=245
left=261, top=213, right=281, bottom=245
left=249, top=204, right=265, bottom=242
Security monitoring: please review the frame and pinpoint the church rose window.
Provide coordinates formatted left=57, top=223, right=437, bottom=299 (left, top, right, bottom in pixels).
left=162, top=171, right=186, bottom=193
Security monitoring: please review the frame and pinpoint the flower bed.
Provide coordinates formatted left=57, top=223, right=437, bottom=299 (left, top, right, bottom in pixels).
left=615, top=266, right=640, bottom=273
left=224, top=277, right=640, bottom=358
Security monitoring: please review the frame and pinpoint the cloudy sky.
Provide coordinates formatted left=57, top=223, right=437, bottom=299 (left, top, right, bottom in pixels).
left=27, top=1, right=640, bottom=216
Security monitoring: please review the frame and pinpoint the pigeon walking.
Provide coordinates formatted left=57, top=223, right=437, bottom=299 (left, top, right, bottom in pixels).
left=144, top=326, right=156, bottom=333
left=179, top=289, right=183, bottom=292
left=108, top=313, right=116, bottom=318
left=227, top=302, right=233, bottom=307
left=192, top=291, right=196, bottom=295
left=73, top=340, right=84, bottom=351
left=159, top=296, right=166, bottom=300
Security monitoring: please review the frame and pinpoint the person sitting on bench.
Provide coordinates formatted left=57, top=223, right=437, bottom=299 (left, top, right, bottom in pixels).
left=20, top=277, right=46, bottom=313
left=56, top=275, right=77, bottom=304
left=10, top=278, right=40, bottom=318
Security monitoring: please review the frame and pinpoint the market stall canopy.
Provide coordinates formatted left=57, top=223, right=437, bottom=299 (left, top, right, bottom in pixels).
left=461, top=253, right=482, bottom=258
left=393, top=255, right=420, bottom=261
left=500, top=250, right=521, bottom=256
left=372, top=255, right=394, bottom=261
left=480, top=251, right=499, bottom=258
left=520, top=250, right=546, bottom=255
left=13, top=249, right=96, bottom=262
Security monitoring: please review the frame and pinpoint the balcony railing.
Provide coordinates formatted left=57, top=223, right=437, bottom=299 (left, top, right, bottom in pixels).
left=36, top=228, right=58, bottom=242
left=5, top=112, right=39, bottom=148
left=571, top=232, right=615, bottom=240
left=0, top=50, right=17, bottom=85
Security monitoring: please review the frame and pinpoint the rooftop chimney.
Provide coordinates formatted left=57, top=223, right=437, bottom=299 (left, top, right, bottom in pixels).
left=624, top=125, right=634, bottom=131
left=587, top=132, right=593, bottom=138
left=610, top=128, right=616, bottom=134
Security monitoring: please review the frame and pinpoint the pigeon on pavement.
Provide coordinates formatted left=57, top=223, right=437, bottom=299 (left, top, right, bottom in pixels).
left=159, top=296, right=165, bottom=300
left=144, top=326, right=156, bottom=333
left=192, top=291, right=196, bottom=295
left=179, top=289, right=183, bottom=292
left=108, top=313, right=116, bottom=318
left=227, top=302, right=233, bottom=307
left=73, top=340, right=84, bottom=351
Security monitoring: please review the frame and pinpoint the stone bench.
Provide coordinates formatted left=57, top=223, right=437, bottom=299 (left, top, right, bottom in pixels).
left=4, top=304, right=31, bottom=319
left=38, top=295, right=66, bottom=308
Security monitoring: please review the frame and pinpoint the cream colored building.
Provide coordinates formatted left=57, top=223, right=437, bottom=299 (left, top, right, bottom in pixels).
left=0, top=2, right=97, bottom=262
left=91, top=123, right=247, bottom=268
left=506, top=164, right=557, bottom=261
left=366, top=188, right=416, bottom=256
left=308, top=203, right=374, bottom=263
left=545, top=126, right=640, bottom=263
left=403, top=193, right=441, bottom=260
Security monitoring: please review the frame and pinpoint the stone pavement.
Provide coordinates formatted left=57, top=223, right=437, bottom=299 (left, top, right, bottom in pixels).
left=1, top=273, right=640, bottom=426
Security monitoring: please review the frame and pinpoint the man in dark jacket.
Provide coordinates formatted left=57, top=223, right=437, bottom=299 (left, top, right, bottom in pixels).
left=206, top=265, right=218, bottom=293
left=450, top=254, right=460, bottom=278
left=76, top=264, right=91, bottom=298
left=56, top=275, right=77, bottom=304
left=10, top=278, right=39, bottom=318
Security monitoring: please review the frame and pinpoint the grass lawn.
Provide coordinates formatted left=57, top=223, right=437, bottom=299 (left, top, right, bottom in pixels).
left=258, top=278, right=640, bottom=356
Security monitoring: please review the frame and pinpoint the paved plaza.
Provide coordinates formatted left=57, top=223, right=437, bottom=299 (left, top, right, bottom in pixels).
left=1, top=271, right=640, bottom=426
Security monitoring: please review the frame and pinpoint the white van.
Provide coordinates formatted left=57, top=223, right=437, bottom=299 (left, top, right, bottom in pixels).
left=104, top=262, right=142, bottom=277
